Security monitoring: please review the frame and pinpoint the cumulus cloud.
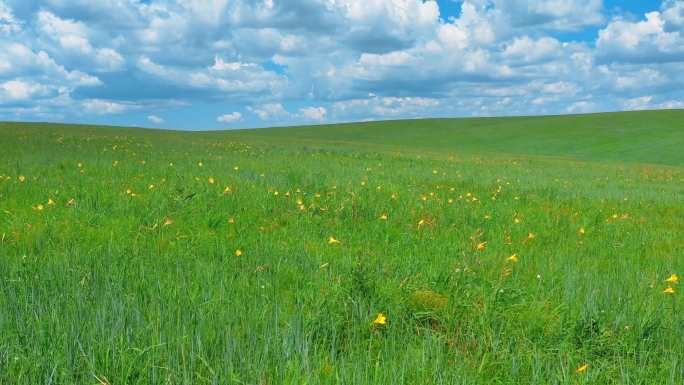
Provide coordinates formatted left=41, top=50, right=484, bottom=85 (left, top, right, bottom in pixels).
left=298, top=106, right=327, bottom=121
left=217, top=112, right=242, bottom=123
left=82, top=99, right=130, bottom=114
left=0, top=0, right=682, bottom=127
left=248, top=103, right=290, bottom=121
left=147, top=114, right=163, bottom=124
left=597, top=1, right=684, bottom=63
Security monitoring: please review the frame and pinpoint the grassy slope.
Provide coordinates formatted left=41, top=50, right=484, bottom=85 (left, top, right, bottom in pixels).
left=0, top=110, right=683, bottom=385
left=225, top=109, right=684, bottom=166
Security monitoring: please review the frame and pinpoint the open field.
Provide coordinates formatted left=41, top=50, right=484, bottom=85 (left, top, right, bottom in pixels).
left=1, top=110, right=683, bottom=384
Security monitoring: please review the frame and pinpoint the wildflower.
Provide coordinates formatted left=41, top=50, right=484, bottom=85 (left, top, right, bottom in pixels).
left=235, top=249, right=243, bottom=257
left=527, top=232, right=536, bottom=240
left=233, top=166, right=239, bottom=171
left=575, top=364, right=589, bottom=374
left=148, top=184, right=155, bottom=190
left=579, top=227, right=585, bottom=235
left=113, top=160, right=119, bottom=167
left=223, top=186, right=232, bottom=194
left=208, top=177, right=215, bottom=184
left=47, top=198, right=56, bottom=206
left=665, top=274, right=679, bottom=284
left=163, top=218, right=174, bottom=226
left=198, top=161, right=203, bottom=167
left=328, top=236, right=341, bottom=245
left=34, top=204, right=44, bottom=211
left=228, top=217, right=235, bottom=224
left=507, top=254, right=519, bottom=263
left=418, top=219, right=428, bottom=227
left=67, top=198, right=76, bottom=206
left=514, top=218, right=521, bottom=224
left=373, top=313, right=387, bottom=325
left=664, top=287, right=675, bottom=294
left=476, top=242, right=487, bottom=251
left=18, top=175, right=26, bottom=183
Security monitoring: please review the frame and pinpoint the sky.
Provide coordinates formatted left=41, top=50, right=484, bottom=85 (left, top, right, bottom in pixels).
left=1, top=0, right=683, bottom=130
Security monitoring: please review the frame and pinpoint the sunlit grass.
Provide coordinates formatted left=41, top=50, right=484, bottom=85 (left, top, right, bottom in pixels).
left=1, top=113, right=683, bottom=384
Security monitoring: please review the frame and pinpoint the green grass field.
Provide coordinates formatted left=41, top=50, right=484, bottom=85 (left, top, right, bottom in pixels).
left=1, top=110, right=683, bottom=384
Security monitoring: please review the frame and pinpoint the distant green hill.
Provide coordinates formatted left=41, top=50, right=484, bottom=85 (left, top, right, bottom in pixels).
left=224, top=109, right=684, bottom=166
left=2, top=109, right=683, bottom=166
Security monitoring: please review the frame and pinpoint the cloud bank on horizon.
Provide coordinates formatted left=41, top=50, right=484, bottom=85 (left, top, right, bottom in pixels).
left=0, top=0, right=683, bottom=129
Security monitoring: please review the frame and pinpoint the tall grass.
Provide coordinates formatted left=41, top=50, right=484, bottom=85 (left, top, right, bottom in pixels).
left=1, top=114, right=683, bottom=384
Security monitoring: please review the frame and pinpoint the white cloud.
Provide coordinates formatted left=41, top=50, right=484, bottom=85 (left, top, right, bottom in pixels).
left=82, top=99, right=130, bottom=114
left=298, top=106, right=327, bottom=121
left=148, top=114, right=164, bottom=124
left=503, top=36, right=561, bottom=63
left=217, top=112, right=242, bottom=123
left=248, top=103, right=289, bottom=120
left=0, top=0, right=20, bottom=34
left=333, top=96, right=440, bottom=119
left=0, top=80, right=49, bottom=101
left=597, top=2, right=684, bottom=63
left=0, top=0, right=682, bottom=126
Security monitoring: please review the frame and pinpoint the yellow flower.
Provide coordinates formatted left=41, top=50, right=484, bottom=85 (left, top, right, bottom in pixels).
left=579, top=227, right=585, bottom=235
left=507, top=254, right=519, bottom=263
left=148, top=184, right=155, bottom=190
left=664, top=287, right=675, bottom=294
left=665, top=274, right=679, bottom=284
left=163, top=217, right=174, bottom=226
left=233, top=166, right=239, bottom=171
left=372, top=313, right=387, bottom=325
left=18, top=175, right=26, bottom=182
left=379, top=213, right=388, bottom=220
left=527, top=232, right=536, bottom=240
left=34, top=204, right=45, bottom=211
left=228, top=217, right=235, bottom=224
left=235, top=249, right=243, bottom=257
left=328, top=236, right=341, bottom=245
left=476, top=242, right=487, bottom=251
left=198, top=161, right=203, bottom=167
left=47, top=198, right=56, bottom=205
left=67, top=198, right=76, bottom=205
left=208, top=177, right=215, bottom=184
left=575, top=364, right=589, bottom=374
left=223, top=186, right=232, bottom=194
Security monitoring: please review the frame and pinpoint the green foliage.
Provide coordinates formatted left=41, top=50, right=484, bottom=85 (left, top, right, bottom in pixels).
left=0, top=111, right=683, bottom=384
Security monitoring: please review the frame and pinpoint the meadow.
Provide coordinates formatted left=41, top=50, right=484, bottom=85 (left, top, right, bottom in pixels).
left=1, top=110, right=683, bottom=384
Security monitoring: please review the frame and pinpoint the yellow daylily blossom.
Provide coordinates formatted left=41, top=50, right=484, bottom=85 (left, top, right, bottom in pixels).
left=665, top=274, right=679, bottom=284
left=372, top=313, right=387, bottom=325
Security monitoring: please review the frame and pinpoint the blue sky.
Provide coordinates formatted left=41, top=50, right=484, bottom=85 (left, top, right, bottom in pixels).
left=1, top=0, right=683, bottom=130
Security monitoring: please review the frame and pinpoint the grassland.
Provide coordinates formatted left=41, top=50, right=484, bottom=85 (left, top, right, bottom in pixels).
left=1, top=110, right=683, bottom=384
